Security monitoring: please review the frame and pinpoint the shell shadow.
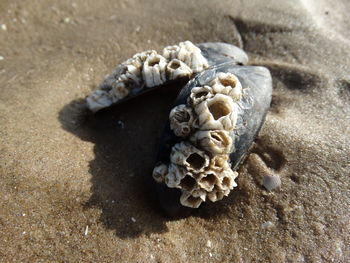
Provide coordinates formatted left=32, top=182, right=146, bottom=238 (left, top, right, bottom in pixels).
left=58, top=83, right=255, bottom=237
left=58, top=86, right=184, bottom=238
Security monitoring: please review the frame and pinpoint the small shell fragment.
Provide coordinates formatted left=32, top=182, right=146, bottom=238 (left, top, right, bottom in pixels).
left=263, top=175, right=281, bottom=191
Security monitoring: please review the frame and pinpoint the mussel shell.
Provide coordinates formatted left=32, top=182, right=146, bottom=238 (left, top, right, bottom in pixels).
left=155, top=62, right=272, bottom=217
left=88, top=43, right=248, bottom=113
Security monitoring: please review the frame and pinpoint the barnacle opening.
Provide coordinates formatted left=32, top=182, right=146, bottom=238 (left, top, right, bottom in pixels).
left=220, top=75, right=237, bottom=89
left=185, top=195, right=202, bottom=207
left=179, top=176, right=197, bottom=191
left=208, top=100, right=231, bottom=120
left=186, top=153, right=206, bottom=170
left=148, top=56, right=161, bottom=66
left=222, top=176, right=231, bottom=188
left=195, top=91, right=209, bottom=99
left=200, top=173, right=217, bottom=188
left=169, top=60, right=181, bottom=70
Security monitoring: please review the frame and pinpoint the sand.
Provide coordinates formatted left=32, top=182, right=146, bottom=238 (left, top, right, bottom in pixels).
left=0, top=0, right=349, bottom=262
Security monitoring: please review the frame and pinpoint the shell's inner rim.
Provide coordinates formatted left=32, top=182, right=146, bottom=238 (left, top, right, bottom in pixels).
left=220, top=78, right=236, bottom=88
left=182, top=126, right=190, bottom=133
left=148, top=57, right=160, bottom=66
left=179, top=175, right=196, bottom=191
left=175, top=111, right=190, bottom=123
left=201, top=173, right=217, bottom=186
left=195, top=91, right=209, bottom=99
left=211, top=133, right=222, bottom=142
left=169, top=61, right=181, bottom=70
left=186, top=195, right=201, bottom=206
left=222, top=177, right=231, bottom=187
left=208, top=101, right=231, bottom=120
left=186, top=153, right=205, bottom=170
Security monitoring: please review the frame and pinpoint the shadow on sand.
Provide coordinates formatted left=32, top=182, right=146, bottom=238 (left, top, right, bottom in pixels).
left=58, top=84, right=252, bottom=238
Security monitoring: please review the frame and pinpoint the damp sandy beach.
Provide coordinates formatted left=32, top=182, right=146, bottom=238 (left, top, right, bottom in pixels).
left=0, top=0, right=349, bottom=262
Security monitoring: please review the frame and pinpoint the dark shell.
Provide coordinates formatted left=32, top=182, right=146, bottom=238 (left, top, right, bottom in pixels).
left=155, top=62, right=272, bottom=217
left=89, top=43, right=248, bottom=113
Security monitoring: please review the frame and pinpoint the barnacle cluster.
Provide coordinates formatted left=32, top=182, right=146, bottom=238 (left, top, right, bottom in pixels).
left=153, top=72, right=243, bottom=208
left=86, top=41, right=209, bottom=112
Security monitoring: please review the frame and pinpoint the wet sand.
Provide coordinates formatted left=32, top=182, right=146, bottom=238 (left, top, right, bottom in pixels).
left=0, top=0, right=349, bottom=262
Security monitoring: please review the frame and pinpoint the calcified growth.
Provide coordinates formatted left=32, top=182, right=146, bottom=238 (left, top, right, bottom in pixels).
left=86, top=41, right=209, bottom=112
left=152, top=72, right=243, bottom=208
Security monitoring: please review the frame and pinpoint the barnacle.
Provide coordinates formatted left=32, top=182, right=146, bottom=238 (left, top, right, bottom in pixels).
left=170, top=142, right=210, bottom=173
left=109, top=81, right=130, bottom=102
left=194, top=94, right=238, bottom=131
left=163, top=41, right=209, bottom=73
left=190, top=130, right=233, bottom=154
left=152, top=163, right=168, bottom=183
left=177, top=41, right=209, bottom=73
left=209, top=154, right=230, bottom=172
left=210, top=72, right=243, bottom=100
left=166, top=59, right=193, bottom=80
left=162, top=44, right=180, bottom=60
left=180, top=191, right=203, bottom=208
left=169, top=104, right=195, bottom=137
left=86, top=90, right=113, bottom=112
left=188, top=85, right=214, bottom=106
left=142, top=54, right=167, bottom=87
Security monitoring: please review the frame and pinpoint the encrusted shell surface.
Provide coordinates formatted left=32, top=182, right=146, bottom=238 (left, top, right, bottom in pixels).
left=84, top=41, right=272, bottom=215
left=87, top=41, right=214, bottom=112
left=154, top=59, right=272, bottom=214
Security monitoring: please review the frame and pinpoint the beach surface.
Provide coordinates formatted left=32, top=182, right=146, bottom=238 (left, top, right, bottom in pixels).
left=0, top=0, right=349, bottom=262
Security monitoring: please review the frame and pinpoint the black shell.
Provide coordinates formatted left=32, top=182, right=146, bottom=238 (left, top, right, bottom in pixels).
left=155, top=60, right=272, bottom=217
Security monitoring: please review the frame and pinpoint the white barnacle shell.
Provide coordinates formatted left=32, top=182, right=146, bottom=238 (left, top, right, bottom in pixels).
left=188, top=85, right=214, bottom=106
left=166, top=59, right=193, bottom=80
left=218, top=168, right=238, bottom=190
left=180, top=191, right=203, bottom=208
left=190, top=130, right=233, bottom=155
left=194, top=94, right=238, bottom=131
left=132, top=50, right=158, bottom=62
left=109, top=80, right=130, bottom=102
left=206, top=187, right=227, bottom=202
left=177, top=41, right=209, bottom=73
left=210, top=72, right=243, bottom=101
left=162, top=44, right=180, bottom=60
left=169, top=104, right=195, bottom=137
left=86, top=90, right=113, bottom=112
left=170, top=142, right=210, bottom=173
left=165, top=163, right=186, bottom=188
left=165, top=164, right=199, bottom=193
left=152, top=163, right=168, bottom=183
left=142, top=54, right=167, bottom=87
left=197, top=171, right=219, bottom=192
left=209, top=154, right=230, bottom=172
